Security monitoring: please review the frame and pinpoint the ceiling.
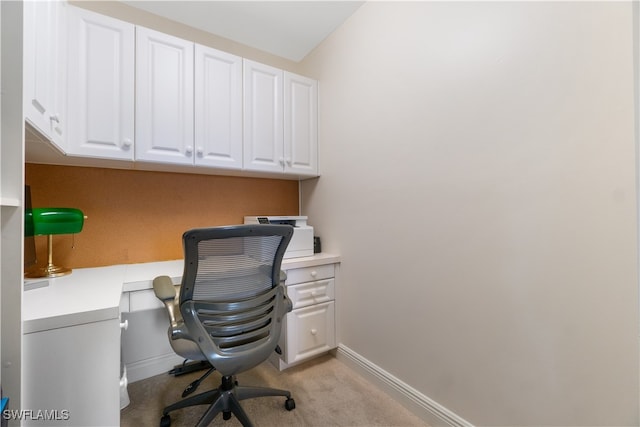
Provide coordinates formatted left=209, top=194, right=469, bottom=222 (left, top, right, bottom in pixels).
left=121, top=1, right=364, bottom=62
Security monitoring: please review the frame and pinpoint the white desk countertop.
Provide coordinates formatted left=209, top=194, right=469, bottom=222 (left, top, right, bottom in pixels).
left=23, top=265, right=127, bottom=334
left=23, top=253, right=340, bottom=334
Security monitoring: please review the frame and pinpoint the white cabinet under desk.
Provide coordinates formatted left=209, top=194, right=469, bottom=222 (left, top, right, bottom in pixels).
left=22, top=265, right=126, bottom=427
left=272, top=262, right=337, bottom=370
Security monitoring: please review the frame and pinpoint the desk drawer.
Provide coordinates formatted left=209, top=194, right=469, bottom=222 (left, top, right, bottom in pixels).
left=130, top=290, right=163, bottom=311
left=287, top=279, right=334, bottom=309
left=127, top=286, right=179, bottom=312
left=285, top=264, right=334, bottom=286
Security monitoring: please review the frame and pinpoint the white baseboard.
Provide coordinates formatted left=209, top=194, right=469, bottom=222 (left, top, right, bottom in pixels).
left=335, top=344, right=473, bottom=427
left=125, top=353, right=185, bottom=384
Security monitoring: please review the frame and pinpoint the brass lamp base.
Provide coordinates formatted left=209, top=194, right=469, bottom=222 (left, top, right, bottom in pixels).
left=25, top=264, right=71, bottom=279
left=24, top=234, right=73, bottom=278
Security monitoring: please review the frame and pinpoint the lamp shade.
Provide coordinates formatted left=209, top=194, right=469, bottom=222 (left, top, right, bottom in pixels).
left=31, top=208, right=84, bottom=236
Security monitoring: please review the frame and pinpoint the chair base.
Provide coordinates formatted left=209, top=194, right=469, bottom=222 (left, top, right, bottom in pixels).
left=161, top=375, right=295, bottom=427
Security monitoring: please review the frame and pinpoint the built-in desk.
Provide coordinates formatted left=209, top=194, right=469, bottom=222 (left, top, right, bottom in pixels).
left=22, top=253, right=340, bottom=426
left=119, top=253, right=340, bottom=380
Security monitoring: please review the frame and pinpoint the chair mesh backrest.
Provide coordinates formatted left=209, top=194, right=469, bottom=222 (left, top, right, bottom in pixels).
left=192, top=235, right=282, bottom=301
left=179, top=225, right=293, bottom=374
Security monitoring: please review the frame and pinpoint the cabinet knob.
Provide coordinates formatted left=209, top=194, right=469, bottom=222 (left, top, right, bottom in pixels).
left=120, top=319, right=129, bottom=331
left=286, top=158, right=292, bottom=166
left=310, top=328, right=318, bottom=336
left=310, top=270, right=317, bottom=278
left=196, top=146, right=204, bottom=156
left=185, top=146, right=193, bottom=155
left=279, top=157, right=285, bottom=166
left=49, top=114, right=60, bottom=124
left=122, top=138, right=132, bottom=149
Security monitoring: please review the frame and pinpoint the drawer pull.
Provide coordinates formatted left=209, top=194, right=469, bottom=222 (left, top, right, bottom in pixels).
left=310, top=270, right=317, bottom=278
left=120, top=319, right=129, bottom=331
left=310, top=328, right=318, bottom=336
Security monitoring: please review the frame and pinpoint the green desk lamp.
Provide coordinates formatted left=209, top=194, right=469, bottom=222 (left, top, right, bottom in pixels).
left=25, top=207, right=85, bottom=278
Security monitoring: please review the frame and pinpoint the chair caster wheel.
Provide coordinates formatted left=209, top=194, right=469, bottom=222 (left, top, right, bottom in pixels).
left=160, top=414, right=171, bottom=427
left=285, top=397, right=296, bottom=411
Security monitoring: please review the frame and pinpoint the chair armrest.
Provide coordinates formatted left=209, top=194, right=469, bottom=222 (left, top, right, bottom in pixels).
left=153, top=275, right=176, bottom=301
left=153, top=275, right=183, bottom=331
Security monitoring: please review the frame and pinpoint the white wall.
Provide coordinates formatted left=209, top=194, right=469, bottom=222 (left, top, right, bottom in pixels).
left=300, top=2, right=639, bottom=426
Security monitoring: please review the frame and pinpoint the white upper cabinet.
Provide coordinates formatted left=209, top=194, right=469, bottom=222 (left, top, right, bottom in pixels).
left=66, top=6, right=135, bottom=160
left=194, top=45, right=243, bottom=169
left=24, top=0, right=67, bottom=150
left=284, top=72, right=318, bottom=176
left=244, top=60, right=319, bottom=177
left=243, top=59, right=284, bottom=173
left=136, top=27, right=194, bottom=165
left=24, top=6, right=319, bottom=179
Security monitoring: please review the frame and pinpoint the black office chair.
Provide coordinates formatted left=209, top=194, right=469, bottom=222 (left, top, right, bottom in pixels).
left=153, top=224, right=296, bottom=427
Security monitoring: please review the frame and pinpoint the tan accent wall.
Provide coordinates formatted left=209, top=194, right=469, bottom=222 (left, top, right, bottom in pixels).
left=25, top=164, right=299, bottom=268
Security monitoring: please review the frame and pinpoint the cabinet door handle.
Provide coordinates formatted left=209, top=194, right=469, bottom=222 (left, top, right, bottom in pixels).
left=196, top=146, right=204, bottom=156
left=185, top=146, right=193, bottom=155
left=310, top=328, right=318, bottom=336
left=122, top=138, right=132, bottom=149
left=310, top=270, right=317, bottom=278
left=49, top=114, right=60, bottom=124
left=286, top=158, right=292, bottom=166
left=120, top=319, right=128, bottom=331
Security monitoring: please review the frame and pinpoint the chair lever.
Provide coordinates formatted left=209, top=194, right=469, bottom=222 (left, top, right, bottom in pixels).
left=182, top=367, right=215, bottom=397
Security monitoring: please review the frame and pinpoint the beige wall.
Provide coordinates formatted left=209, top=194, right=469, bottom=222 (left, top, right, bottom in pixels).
left=300, top=2, right=639, bottom=426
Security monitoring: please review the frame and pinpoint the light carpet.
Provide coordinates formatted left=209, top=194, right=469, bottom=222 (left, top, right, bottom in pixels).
left=121, top=354, right=429, bottom=427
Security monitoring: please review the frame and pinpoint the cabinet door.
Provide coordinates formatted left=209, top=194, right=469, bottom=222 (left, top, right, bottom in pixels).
left=284, top=301, right=335, bottom=364
left=24, top=0, right=67, bottom=150
left=136, top=27, right=194, bottom=165
left=22, top=319, right=121, bottom=426
left=66, top=6, right=134, bottom=160
left=243, top=59, right=284, bottom=173
left=284, top=72, right=318, bottom=176
left=195, top=45, right=243, bottom=169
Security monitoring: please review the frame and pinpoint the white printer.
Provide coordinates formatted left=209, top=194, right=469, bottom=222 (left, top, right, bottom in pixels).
left=243, top=216, right=314, bottom=259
